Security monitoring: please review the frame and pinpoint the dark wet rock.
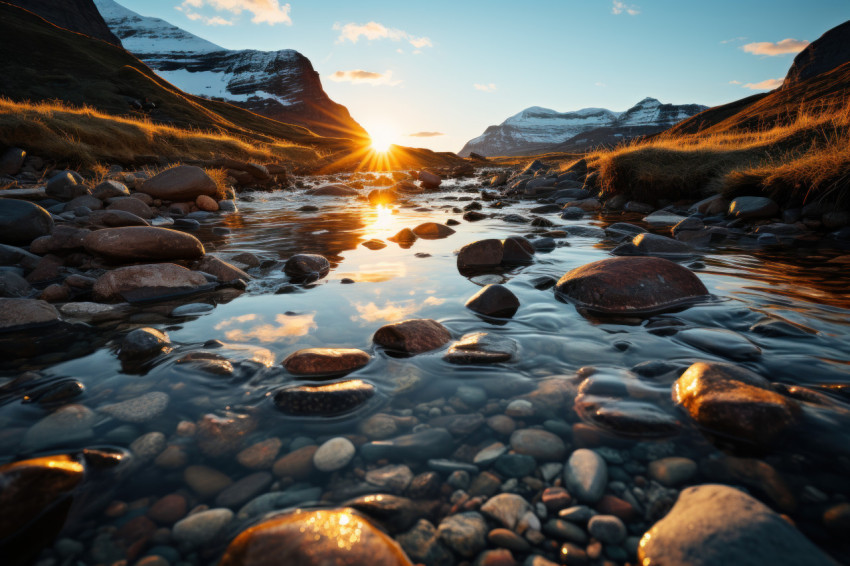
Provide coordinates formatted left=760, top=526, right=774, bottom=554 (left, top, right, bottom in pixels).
left=532, top=237, right=556, bottom=251
left=438, top=512, right=487, bottom=558
left=728, top=197, right=779, bottom=220
left=92, top=180, right=130, bottom=200
left=463, top=210, right=487, bottom=221
left=701, top=455, right=796, bottom=513
left=0, top=271, right=32, bottom=298
left=0, top=200, right=54, bottom=246
left=562, top=226, right=605, bottom=238
left=235, top=487, right=322, bottom=520
left=412, top=222, right=455, bottom=239
left=283, top=347, right=371, bottom=377
left=397, top=519, right=454, bottom=566
left=22, top=405, right=97, bottom=451
left=388, top=228, right=417, bottom=244
left=93, top=263, right=209, bottom=302
left=374, top=319, right=451, bottom=354
left=0, top=147, right=25, bottom=175
left=283, top=254, right=330, bottom=280
left=502, top=214, right=529, bottom=224
left=677, top=328, right=761, bottom=361
left=0, top=298, right=60, bottom=331
left=639, top=484, right=835, bottom=566
left=644, top=210, right=687, bottom=228
left=749, top=318, right=815, bottom=338
left=220, top=508, right=413, bottom=566
left=272, top=446, right=317, bottom=480
left=195, top=413, right=258, bottom=458
left=106, top=197, right=153, bottom=219
left=172, top=508, right=233, bottom=548
left=306, top=183, right=359, bottom=196
left=613, top=233, right=692, bottom=257
left=465, top=284, right=520, bottom=318
left=564, top=449, right=607, bottom=503
left=361, top=428, right=454, bottom=462
left=64, top=194, right=102, bottom=212
left=119, top=328, right=171, bottom=359
left=604, top=223, right=647, bottom=241
left=560, top=207, right=583, bottom=220
left=174, top=218, right=200, bottom=230
left=648, top=457, right=698, bottom=486
left=588, top=515, right=625, bottom=545
left=84, top=227, right=204, bottom=262
left=457, top=239, right=504, bottom=270
left=502, top=236, right=534, bottom=264
left=672, top=361, right=801, bottom=445
left=554, top=257, right=708, bottom=315
left=46, top=171, right=87, bottom=200
left=29, top=225, right=90, bottom=254
left=273, top=380, right=376, bottom=417
left=488, top=528, right=531, bottom=553
left=576, top=397, right=680, bottom=437
left=140, top=166, right=217, bottom=201
left=494, top=453, right=536, bottom=478
left=346, top=494, right=431, bottom=535
left=363, top=238, right=387, bottom=250
left=195, top=256, right=250, bottom=282
left=444, top=332, right=517, bottom=364
left=88, top=210, right=149, bottom=227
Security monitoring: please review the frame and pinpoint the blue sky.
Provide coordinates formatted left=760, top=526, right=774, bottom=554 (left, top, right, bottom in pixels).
left=117, top=0, right=849, bottom=152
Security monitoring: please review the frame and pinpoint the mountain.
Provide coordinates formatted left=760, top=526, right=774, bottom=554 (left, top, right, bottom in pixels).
left=784, top=20, right=850, bottom=88
left=6, top=0, right=121, bottom=45
left=458, top=97, right=707, bottom=157
left=93, top=0, right=367, bottom=140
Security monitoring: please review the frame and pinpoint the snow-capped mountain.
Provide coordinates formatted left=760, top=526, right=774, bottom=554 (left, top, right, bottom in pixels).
left=93, top=0, right=367, bottom=139
left=459, top=98, right=707, bottom=156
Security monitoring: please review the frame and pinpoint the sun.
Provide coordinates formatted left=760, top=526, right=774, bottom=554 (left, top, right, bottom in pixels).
left=367, top=123, right=398, bottom=153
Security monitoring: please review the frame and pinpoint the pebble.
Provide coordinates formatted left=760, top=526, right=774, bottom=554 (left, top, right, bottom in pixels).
left=100, top=391, right=169, bottom=423
left=313, top=437, right=355, bottom=472
left=236, top=438, right=282, bottom=469
left=172, top=508, right=234, bottom=547
left=558, top=505, right=596, bottom=524
left=184, top=465, right=233, bottom=497
left=505, top=399, right=533, bottom=417
left=365, top=464, right=414, bottom=493
left=544, top=519, right=588, bottom=544
left=437, top=512, right=488, bottom=557
left=488, top=528, right=530, bottom=552
left=564, top=449, right=608, bottom=503
left=494, top=454, right=536, bottom=478
left=272, top=445, right=318, bottom=479
left=588, top=514, right=626, bottom=544
left=148, top=494, right=188, bottom=525
left=474, top=442, right=508, bottom=466
left=23, top=404, right=96, bottom=450
left=648, top=457, right=698, bottom=486
left=510, top=428, right=567, bottom=461
left=129, top=431, right=166, bottom=461
left=215, top=472, right=273, bottom=508
left=480, top=493, right=533, bottom=530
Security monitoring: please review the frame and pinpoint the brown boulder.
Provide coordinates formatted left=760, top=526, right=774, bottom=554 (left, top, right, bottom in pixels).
left=283, top=254, right=330, bottom=280
left=84, top=227, right=204, bottom=262
left=140, top=165, right=217, bottom=201
left=554, top=256, right=708, bottom=315
left=457, top=239, right=504, bottom=270
left=412, top=222, right=455, bottom=239
left=673, top=361, right=801, bottom=445
left=92, top=263, right=209, bottom=301
left=195, top=256, right=250, bottom=282
left=373, top=319, right=451, bottom=355
left=0, top=298, right=61, bottom=330
left=220, top=509, right=413, bottom=566
left=283, top=348, right=371, bottom=377
left=417, top=170, right=442, bottom=189
left=196, top=195, right=219, bottom=212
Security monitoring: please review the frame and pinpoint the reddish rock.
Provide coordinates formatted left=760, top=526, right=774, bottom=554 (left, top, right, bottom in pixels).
left=196, top=195, right=219, bottom=211
left=92, top=263, right=208, bottom=302
left=283, top=348, right=371, bottom=377
left=272, top=445, right=318, bottom=480
left=596, top=495, right=637, bottom=521
left=148, top=494, right=188, bottom=525
left=373, top=319, right=452, bottom=354
left=196, top=413, right=257, bottom=457
left=418, top=170, right=442, bottom=189
left=412, top=222, right=455, bottom=239
left=388, top=228, right=417, bottom=244
left=237, top=438, right=282, bottom=470
left=84, top=227, right=204, bottom=262
left=555, top=256, right=708, bottom=315
left=140, top=165, right=218, bottom=201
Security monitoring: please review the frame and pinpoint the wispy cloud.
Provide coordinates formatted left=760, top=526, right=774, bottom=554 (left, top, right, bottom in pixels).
left=595, top=82, right=606, bottom=87
left=177, top=0, right=291, bottom=25
left=612, top=1, right=640, bottom=15
left=408, top=131, right=444, bottom=137
left=474, top=83, right=497, bottom=92
left=743, top=78, right=783, bottom=90
left=333, top=21, right=432, bottom=50
left=329, top=69, right=402, bottom=86
left=728, top=80, right=742, bottom=85
left=742, top=39, right=809, bottom=56
left=721, top=36, right=747, bottom=44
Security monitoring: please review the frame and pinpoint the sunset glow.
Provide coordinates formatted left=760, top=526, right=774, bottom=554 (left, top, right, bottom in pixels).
left=367, top=122, right=398, bottom=153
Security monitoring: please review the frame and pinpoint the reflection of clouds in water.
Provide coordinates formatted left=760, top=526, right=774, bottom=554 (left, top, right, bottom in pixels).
left=352, top=296, right=445, bottom=322
left=215, top=313, right=317, bottom=343
left=336, top=262, right=407, bottom=283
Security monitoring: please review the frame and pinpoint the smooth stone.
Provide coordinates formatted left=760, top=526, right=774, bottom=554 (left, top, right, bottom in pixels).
left=366, top=464, right=414, bottom=493
left=465, top=284, right=520, bottom=318
left=510, top=429, right=567, bottom=461
left=172, top=508, right=233, bottom=547
left=677, top=328, right=761, bottom=361
left=92, top=180, right=130, bottom=200
left=613, top=233, right=692, bottom=257
left=88, top=210, right=149, bottom=227
left=140, top=166, right=217, bottom=201
left=84, top=226, right=204, bottom=262
left=283, top=347, right=370, bottom=377
left=194, top=256, right=250, bottom=282
left=604, top=222, right=647, bottom=241
left=488, top=528, right=530, bottom=553
left=574, top=396, right=681, bottom=437
left=543, top=519, right=588, bottom=544
left=457, top=239, right=504, bottom=270
left=644, top=211, right=687, bottom=228
left=587, top=515, right=626, bottom=544
left=171, top=303, right=215, bottom=317
left=554, top=256, right=708, bottom=315
left=306, top=183, right=359, bottom=196
left=236, top=487, right=322, bottom=520
left=362, top=238, right=387, bottom=250
left=563, top=449, right=607, bottom=503
left=438, top=512, right=487, bottom=558
left=639, top=485, right=835, bottom=566
left=93, top=263, right=209, bottom=302
left=397, top=519, right=454, bottom=566
left=272, top=445, right=317, bottom=479
left=427, top=459, right=478, bottom=474
left=129, top=432, right=166, bottom=461
left=373, top=319, right=451, bottom=354
left=148, top=494, right=188, bottom=525
left=412, top=222, right=455, bottom=239
left=494, top=453, right=536, bottom=478
left=673, top=361, right=801, bottom=445
left=100, top=392, right=169, bottom=423
left=220, top=509, right=414, bottom=565
left=361, top=428, right=453, bottom=462
left=215, top=472, right=273, bottom=508
left=119, top=328, right=171, bottom=359
left=728, top=197, right=779, bottom=220
left=273, top=380, right=376, bottom=417
left=236, top=438, right=282, bottom=470
left=0, top=200, right=54, bottom=245
left=283, top=254, right=330, bottom=280
left=480, top=493, right=533, bottom=530
left=418, top=170, right=442, bottom=189
left=558, top=505, right=596, bottom=523
left=313, top=437, right=355, bottom=472
left=444, top=332, right=517, bottom=364
left=388, top=228, right=417, bottom=244
left=501, top=236, right=535, bottom=264
left=0, top=298, right=60, bottom=330
left=106, top=197, right=153, bottom=219
left=473, top=442, right=508, bottom=466
left=184, top=465, right=232, bottom=498
left=23, top=404, right=96, bottom=450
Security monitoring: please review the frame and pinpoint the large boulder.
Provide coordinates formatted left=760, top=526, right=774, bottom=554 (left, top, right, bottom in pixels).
left=0, top=298, right=60, bottom=331
left=554, top=257, right=708, bottom=315
left=220, top=508, right=413, bottom=566
left=639, top=484, right=837, bottom=566
left=92, top=263, right=209, bottom=302
left=457, top=239, right=503, bottom=270
left=0, top=200, right=53, bottom=246
left=672, top=361, right=801, bottom=445
left=373, top=319, right=452, bottom=355
left=83, top=227, right=204, bottom=262
left=140, top=165, right=217, bottom=201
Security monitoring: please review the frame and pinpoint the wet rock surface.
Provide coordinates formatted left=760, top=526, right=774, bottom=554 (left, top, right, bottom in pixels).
left=374, top=319, right=452, bottom=354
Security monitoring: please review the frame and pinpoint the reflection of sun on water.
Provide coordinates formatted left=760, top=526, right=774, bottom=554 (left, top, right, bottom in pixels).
left=369, top=204, right=395, bottom=232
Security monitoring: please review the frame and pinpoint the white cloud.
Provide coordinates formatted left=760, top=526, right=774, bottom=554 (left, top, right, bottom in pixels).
left=333, top=21, right=432, bottom=50
left=328, top=69, right=402, bottom=86
left=474, top=83, right=497, bottom=92
left=408, top=131, right=444, bottom=137
left=743, top=78, right=784, bottom=90
left=728, top=80, right=742, bottom=85
left=176, top=0, right=291, bottom=26
left=612, top=1, right=639, bottom=15
left=742, top=39, right=809, bottom=56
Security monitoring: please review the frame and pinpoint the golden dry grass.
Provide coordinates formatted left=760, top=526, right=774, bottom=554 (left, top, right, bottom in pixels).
left=0, top=97, right=321, bottom=168
left=586, top=98, right=850, bottom=208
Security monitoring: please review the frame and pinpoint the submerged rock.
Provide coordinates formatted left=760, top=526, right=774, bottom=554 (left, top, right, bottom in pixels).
left=563, top=449, right=607, bottom=504
left=273, top=380, right=376, bottom=417
left=554, top=256, right=708, bottom=315
left=119, top=328, right=171, bottom=359
left=220, top=508, right=413, bottom=566
left=283, top=348, right=371, bottom=377
left=672, top=361, right=801, bottom=445
left=639, top=484, right=835, bottom=566
left=373, top=319, right=452, bottom=354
